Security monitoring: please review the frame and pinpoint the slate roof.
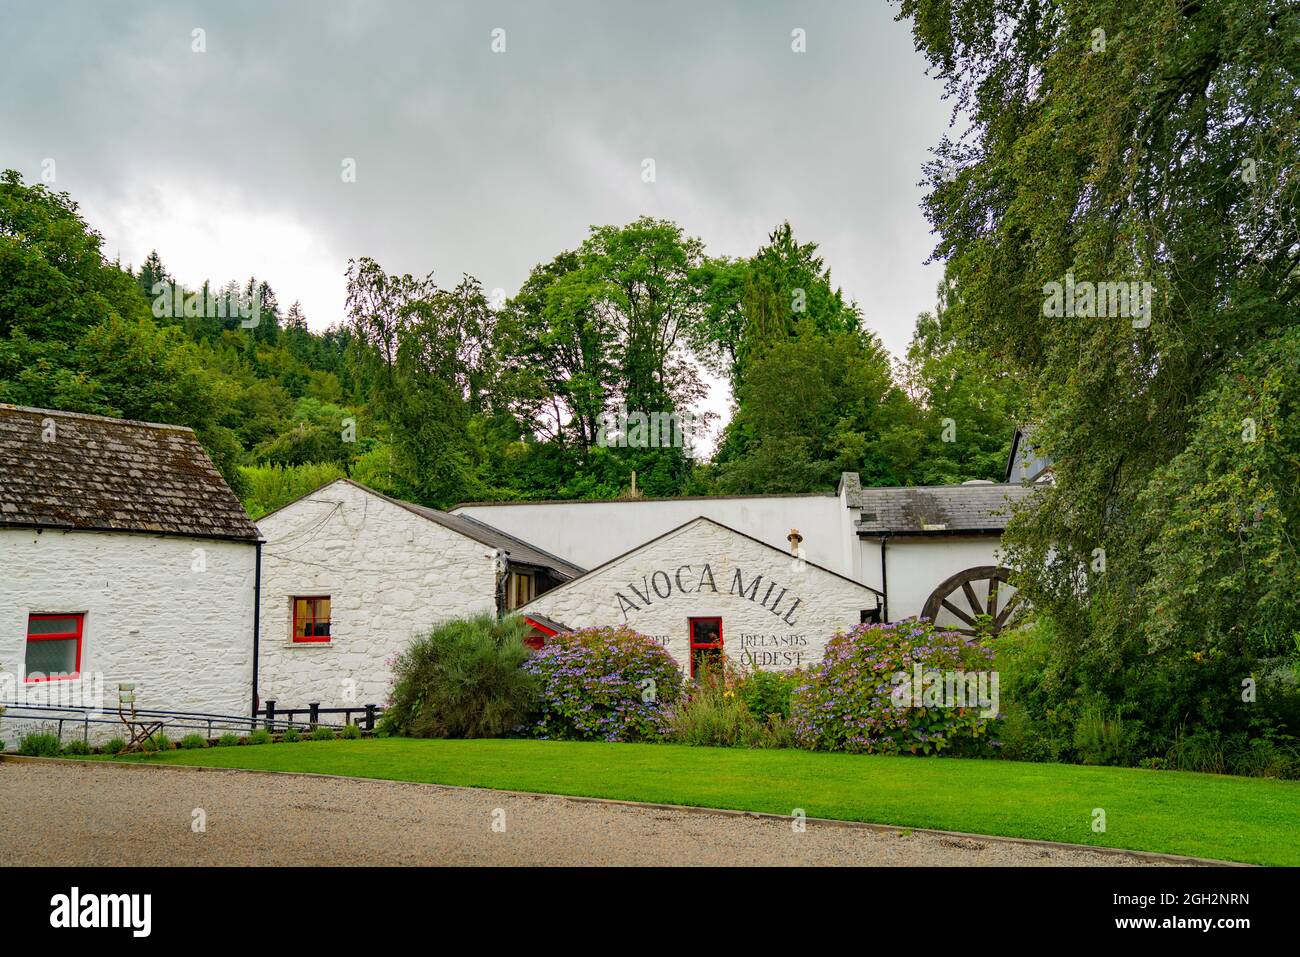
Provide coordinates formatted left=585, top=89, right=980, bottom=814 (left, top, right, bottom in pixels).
left=259, top=478, right=585, bottom=581
left=399, top=502, right=585, bottom=580
left=517, top=515, right=884, bottom=611
left=0, top=404, right=260, bottom=542
left=848, top=481, right=1038, bottom=534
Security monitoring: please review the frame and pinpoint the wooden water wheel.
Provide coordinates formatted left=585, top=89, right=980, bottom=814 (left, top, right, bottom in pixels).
left=921, top=565, right=1023, bottom=638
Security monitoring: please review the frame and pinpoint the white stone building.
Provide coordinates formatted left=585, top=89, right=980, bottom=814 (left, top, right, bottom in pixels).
left=0, top=405, right=260, bottom=747
left=255, top=479, right=581, bottom=710
left=452, top=472, right=1037, bottom=634
left=517, top=516, right=882, bottom=675
left=255, top=435, right=1045, bottom=707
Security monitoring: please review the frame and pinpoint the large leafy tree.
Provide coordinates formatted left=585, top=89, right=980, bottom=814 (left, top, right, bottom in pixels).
left=895, top=279, right=1023, bottom=484
left=0, top=170, right=246, bottom=489
left=344, top=257, right=488, bottom=507
left=898, top=0, right=1300, bottom=744
left=713, top=322, right=904, bottom=492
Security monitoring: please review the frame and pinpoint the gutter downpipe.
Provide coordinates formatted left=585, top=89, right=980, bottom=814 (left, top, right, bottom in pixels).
left=495, top=548, right=510, bottom=619
left=251, top=540, right=263, bottom=718
left=878, top=534, right=890, bottom=623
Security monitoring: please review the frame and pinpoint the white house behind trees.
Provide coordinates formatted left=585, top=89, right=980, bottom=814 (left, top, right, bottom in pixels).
left=0, top=405, right=260, bottom=748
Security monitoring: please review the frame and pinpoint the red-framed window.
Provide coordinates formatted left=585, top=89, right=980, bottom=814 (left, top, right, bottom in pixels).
left=25, top=613, right=84, bottom=682
left=292, top=596, right=331, bottom=643
left=688, top=617, right=723, bottom=678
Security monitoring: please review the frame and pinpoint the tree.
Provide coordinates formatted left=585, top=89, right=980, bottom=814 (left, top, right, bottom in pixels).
left=895, top=279, right=1022, bottom=484
left=694, top=222, right=863, bottom=391
left=344, top=257, right=482, bottom=507
left=0, top=170, right=246, bottom=491
left=899, top=0, right=1300, bottom=747
left=713, top=322, right=902, bottom=492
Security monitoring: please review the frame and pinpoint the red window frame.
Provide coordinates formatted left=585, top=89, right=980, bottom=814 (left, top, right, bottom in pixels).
left=292, top=596, right=332, bottom=643
left=688, top=617, right=723, bottom=678
left=25, top=613, right=84, bottom=682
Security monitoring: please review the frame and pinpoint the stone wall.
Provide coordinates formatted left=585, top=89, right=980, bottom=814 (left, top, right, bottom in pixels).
left=0, top=528, right=256, bottom=748
left=519, top=517, right=881, bottom=673
left=257, top=481, right=498, bottom=710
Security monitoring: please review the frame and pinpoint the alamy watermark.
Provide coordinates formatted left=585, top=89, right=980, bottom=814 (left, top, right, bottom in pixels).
left=596, top=404, right=702, bottom=457
left=1, top=671, right=106, bottom=715
left=890, top=664, right=1000, bottom=718
left=151, top=281, right=262, bottom=328
left=1042, top=273, right=1154, bottom=328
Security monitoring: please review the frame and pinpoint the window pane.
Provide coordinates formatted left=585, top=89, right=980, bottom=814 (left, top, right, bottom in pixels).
left=28, top=616, right=80, bottom=636
left=315, top=597, right=330, bottom=619
left=294, top=598, right=311, bottom=619
left=26, top=637, right=78, bottom=677
left=691, top=620, right=721, bottom=644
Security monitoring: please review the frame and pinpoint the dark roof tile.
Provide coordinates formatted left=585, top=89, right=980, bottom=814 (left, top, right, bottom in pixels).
left=0, top=404, right=259, bottom=542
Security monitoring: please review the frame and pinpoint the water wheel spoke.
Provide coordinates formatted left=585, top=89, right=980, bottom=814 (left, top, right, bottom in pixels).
left=986, top=578, right=1000, bottom=617
left=940, top=598, right=977, bottom=627
left=993, top=591, right=1024, bottom=628
left=961, top=581, right=983, bottom=616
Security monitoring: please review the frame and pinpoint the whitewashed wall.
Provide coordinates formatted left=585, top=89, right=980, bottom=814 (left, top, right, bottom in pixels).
left=257, top=481, right=498, bottom=710
left=857, top=534, right=1008, bottom=620
left=453, top=494, right=851, bottom=578
left=519, top=518, right=880, bottom=673
left=0, top=528, right=256, bottom=748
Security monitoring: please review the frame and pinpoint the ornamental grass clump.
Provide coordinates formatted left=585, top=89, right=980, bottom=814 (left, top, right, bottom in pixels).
left=382, top=614, right=539, bottom=738
left=791, top=619, right=998, bottom=755
left=524, top=625, right=683, bottom=742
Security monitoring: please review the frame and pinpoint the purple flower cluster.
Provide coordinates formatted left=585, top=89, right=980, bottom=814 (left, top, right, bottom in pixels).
left=522, top=626, right=685, bottom=742
left=790, top=619, right=997, bottom=755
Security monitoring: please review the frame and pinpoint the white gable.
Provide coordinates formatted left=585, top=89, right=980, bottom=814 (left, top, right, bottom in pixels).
left=520, top=517, right=881, bottom=673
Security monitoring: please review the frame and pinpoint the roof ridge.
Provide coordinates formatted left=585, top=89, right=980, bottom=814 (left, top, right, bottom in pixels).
left=451, top=491, right=836, bottom=509
left=449, top=511, right=586, bottom=574
left=0, top=403, right=196, bottom=433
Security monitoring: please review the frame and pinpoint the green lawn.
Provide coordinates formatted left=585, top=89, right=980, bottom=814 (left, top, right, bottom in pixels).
left=111, top=738, right=1300, bottom=865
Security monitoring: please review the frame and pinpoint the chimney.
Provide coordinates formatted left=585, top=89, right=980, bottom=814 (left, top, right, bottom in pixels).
left=787, top=528, right=803, bottom=556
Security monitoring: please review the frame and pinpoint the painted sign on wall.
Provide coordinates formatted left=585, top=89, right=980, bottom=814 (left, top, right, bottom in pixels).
left=613, top=563, right=804, bottom=626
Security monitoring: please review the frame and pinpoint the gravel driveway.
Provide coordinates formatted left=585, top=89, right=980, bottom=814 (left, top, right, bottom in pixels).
left=0, top=759, right=1182, bottom=866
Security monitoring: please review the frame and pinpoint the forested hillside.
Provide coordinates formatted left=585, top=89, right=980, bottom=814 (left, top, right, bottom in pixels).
left=0, top=169, right=1018, bottom=516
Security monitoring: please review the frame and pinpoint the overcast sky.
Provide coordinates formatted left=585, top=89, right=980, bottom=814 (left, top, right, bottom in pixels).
left=1, top=1, right=953, bottom=434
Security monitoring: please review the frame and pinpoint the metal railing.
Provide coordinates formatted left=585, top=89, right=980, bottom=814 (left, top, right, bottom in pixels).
left=258, top=700, right=381, bottom=732
left=0, top=699, right=373, bottom=747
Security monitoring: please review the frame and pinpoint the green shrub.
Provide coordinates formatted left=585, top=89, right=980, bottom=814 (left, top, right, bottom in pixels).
left=523, top=625, right=684, bottom=742
left=103, top=737, right=126, bottom=755
left=62, top=739, right=91, bottom=756
left=179, top=733, right=207, bottom=750
left=339, top=722, right=362, bottom=739
left=991, top=618, right=1076, bottom=762
left=19, top=733, right=62, bottom=756
left=1073, top=706, right=1131, bottom=766
left=248, top=728, right=272, bottom=745
left=382, top=614, right=540, bottom=738
left=1227, top=737, right=1298, bottom=779
left=792, top=619, right=998, bottom=754
left=216, top=733, right=240, bottom=747
left=1168, top=728, right=1226, bottom=774
left=281, top=726, right=301, bottom=743
left=670, top=666, right=763, bottom=747
left=144, top=732, right=171, bottom=752
left=311, top=726, right=335, bottom=741
left=759, top=714, right=798, bottom=749
left=737, top=668, right=799, bottom=722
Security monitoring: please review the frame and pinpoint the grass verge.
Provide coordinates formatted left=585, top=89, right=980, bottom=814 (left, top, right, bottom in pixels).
left=108, top=738, right=1300, bottom=864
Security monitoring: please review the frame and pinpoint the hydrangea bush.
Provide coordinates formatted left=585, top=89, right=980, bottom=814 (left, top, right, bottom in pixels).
left=523, top=625, right=684, bottom=742
left=791, top=619, right=998, bottom=754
